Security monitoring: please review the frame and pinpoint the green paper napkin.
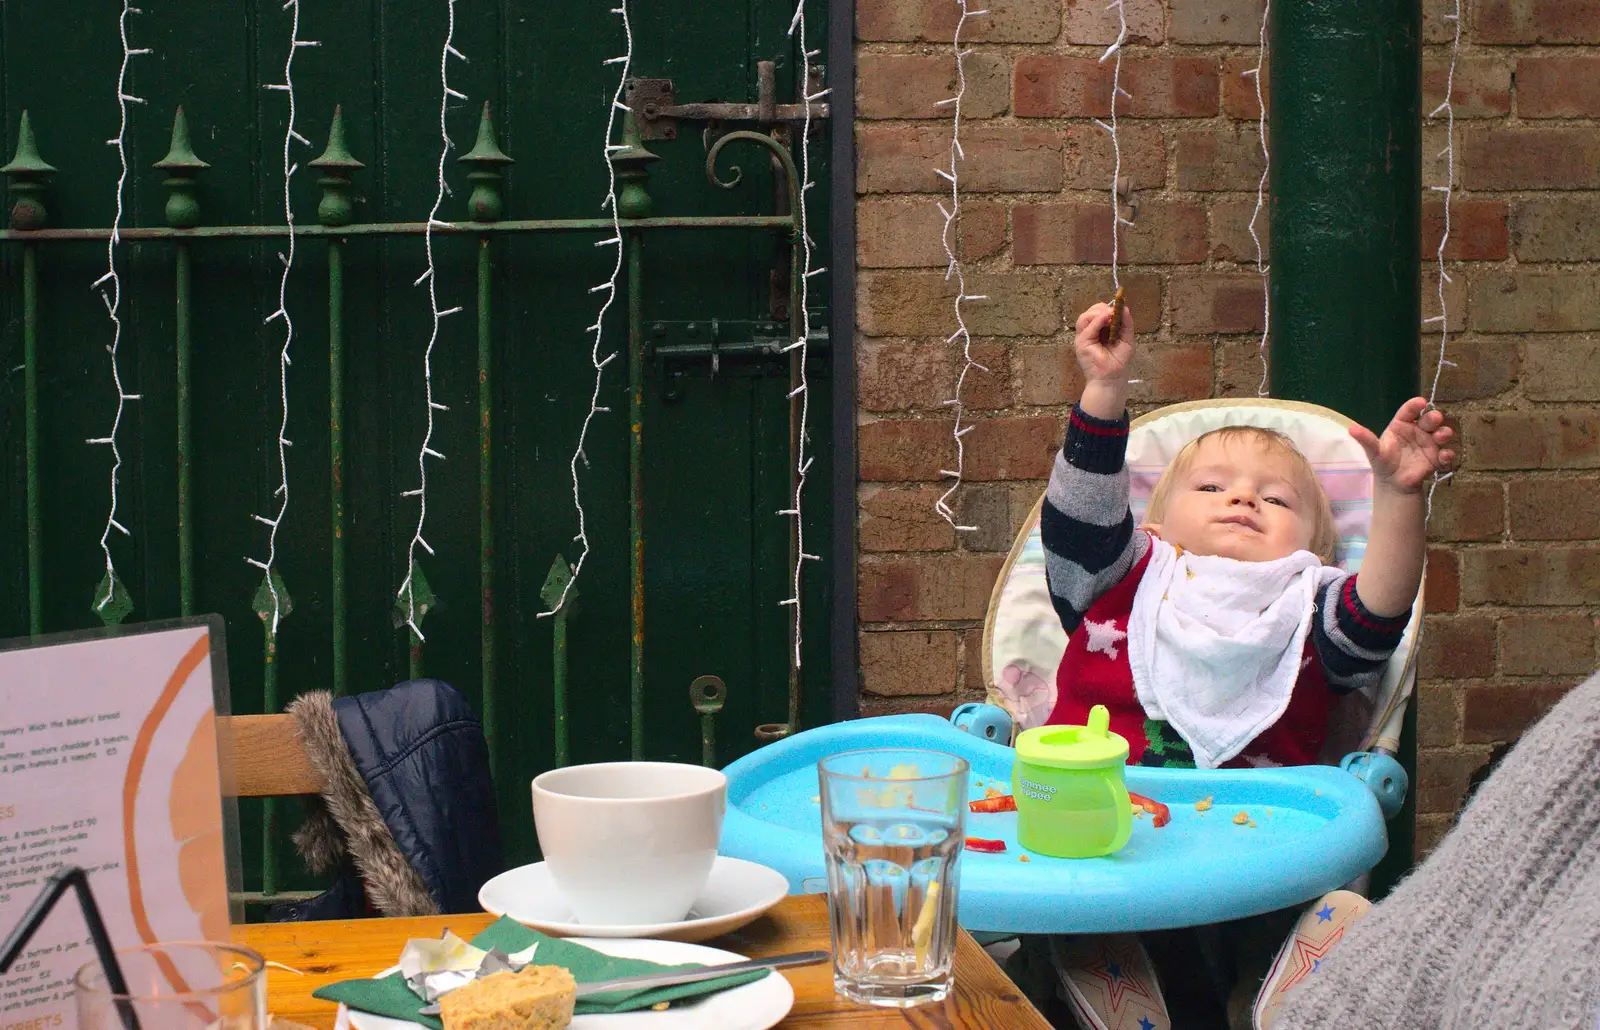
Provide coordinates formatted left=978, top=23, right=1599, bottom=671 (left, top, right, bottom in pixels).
left=312, top=917, right=768, bottom=1025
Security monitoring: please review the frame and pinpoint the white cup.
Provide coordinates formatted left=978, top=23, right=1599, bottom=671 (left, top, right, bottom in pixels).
left=531, top=761, right=727, bottom=926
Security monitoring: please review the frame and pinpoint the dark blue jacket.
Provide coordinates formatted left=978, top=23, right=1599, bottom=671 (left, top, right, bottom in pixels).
left=271, top=679, right=503, bottom=921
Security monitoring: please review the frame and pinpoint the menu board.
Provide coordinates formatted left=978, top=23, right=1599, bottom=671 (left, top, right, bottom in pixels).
left=0, top=619, right=232, bottom=1030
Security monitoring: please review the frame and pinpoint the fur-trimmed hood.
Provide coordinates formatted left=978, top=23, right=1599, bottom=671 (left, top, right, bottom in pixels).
left=274, top=679, right=503, bottom=921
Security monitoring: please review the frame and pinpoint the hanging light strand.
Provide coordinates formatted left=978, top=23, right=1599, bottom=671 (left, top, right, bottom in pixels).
left=1088, top=0, right=1144, bottom=389
left=1245, top=0, right=1271, bottom=396
left=932, top=0, right=989, bottom=536
left=86, top=0, right=151, bottom=613
left=246, top=0, right=319, bottom=637
left=396, top=0, right=467, bottom=642
left=1423, top=0, right=1462, bottom=519
left=775, top=0, right=828, bottom=667
left=542, top=2, right=634, bottom=617
left=1095, top=0, right=1132, bottom=292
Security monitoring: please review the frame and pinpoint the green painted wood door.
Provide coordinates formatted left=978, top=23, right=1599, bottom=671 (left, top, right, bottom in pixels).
left=0, top=0, right=832, bottom=888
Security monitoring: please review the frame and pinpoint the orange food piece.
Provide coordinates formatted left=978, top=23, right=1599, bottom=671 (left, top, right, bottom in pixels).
left=969, top=794, right=1017, bottom=814
left=1128, top=791, right=1171, bottom=828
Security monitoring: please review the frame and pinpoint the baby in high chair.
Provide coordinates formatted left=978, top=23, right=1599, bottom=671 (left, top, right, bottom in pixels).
left=1021, top=302, right=1456, bottom=1030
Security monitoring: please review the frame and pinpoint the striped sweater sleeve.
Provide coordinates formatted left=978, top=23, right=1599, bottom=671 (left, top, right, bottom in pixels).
left=1312, top=574, right=1413, bottom=694
left=1039, top=405, right=1149, bottom=636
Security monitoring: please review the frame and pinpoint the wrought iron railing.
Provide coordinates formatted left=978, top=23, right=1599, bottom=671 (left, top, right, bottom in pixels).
left=2, top=99, right=820, bottom=906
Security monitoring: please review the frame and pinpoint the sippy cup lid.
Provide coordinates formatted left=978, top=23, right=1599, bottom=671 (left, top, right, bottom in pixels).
left=1015, top=705, right=1129, bottom=770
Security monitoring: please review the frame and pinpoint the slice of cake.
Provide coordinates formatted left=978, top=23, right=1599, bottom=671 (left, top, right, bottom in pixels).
left=438, top=966, right=577, bottom=1030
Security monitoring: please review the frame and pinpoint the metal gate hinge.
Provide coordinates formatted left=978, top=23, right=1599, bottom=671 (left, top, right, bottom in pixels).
left=627, top=61, right=829, bottom=142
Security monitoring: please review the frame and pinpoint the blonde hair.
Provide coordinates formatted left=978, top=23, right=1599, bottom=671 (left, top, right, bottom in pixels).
left=1145, top=426, right=1339, bottom=563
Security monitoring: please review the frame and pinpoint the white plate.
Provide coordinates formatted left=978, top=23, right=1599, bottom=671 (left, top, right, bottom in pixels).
left=478, top=856, right=789, bottom=943
left=340, top=938, right=795, bottom=1030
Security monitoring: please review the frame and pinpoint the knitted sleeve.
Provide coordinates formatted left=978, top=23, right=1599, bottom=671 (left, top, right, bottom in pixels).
left=1039, top=405, right=1149, bottom=636
left=1312, top=574, right=1412, bottom=695
left=1273, top=672, right=1600, bottom=1030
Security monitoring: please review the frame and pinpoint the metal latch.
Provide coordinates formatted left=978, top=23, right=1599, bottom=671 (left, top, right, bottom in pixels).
left=627, top=61, right=829, bottom=141
left=648, top=316, right=829, bottom=400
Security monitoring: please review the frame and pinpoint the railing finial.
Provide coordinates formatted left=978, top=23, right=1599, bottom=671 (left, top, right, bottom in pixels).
left=2, top=111, right=56, bottom=230
left=460, top=101, right=513, bottom=223
left=154, top=106, right=210, bottom=229
left=609, top=110, right=659, bottom=219
left=308, top=105, right=364, bottom=228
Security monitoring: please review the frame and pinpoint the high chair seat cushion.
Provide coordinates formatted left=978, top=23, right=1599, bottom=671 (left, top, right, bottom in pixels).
left=983, top=399, right=1422, bottom=749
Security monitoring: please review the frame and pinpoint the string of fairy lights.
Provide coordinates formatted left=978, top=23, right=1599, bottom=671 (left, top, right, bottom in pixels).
left=541, top=0, right=634, bottom=618
left=1096, top=0, right=1134, bottom=295
left=932, top=0, right=988, bottom=537
left=1424, top=0, right=1462, bottom=518
left=246, top=0, right=319, bottom=638
left=396, top=0, right=468, bottom=643
left=777, top=0, right=828, bottom=667
left=1245, top=0, right=1271, bottom=397
left=86, top=0, right=150, bottom=616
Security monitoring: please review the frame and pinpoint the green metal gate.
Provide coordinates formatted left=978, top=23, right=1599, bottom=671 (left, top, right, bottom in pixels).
left=0, top=0, right=837, bottom=902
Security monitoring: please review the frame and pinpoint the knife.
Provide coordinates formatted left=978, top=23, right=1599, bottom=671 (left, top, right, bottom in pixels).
left=417, top=950, right=829, bottom=1013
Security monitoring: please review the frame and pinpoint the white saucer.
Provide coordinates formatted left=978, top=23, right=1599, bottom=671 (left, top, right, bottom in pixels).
left=342, top=938, right=794, bottom=1030
left=478, top=856, right=789, bottom=943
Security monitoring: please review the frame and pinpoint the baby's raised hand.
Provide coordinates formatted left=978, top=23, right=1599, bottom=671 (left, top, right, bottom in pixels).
left=1074, top=302, right=1136, bottom=383
left=1349, top=397, right=1458, bottom=494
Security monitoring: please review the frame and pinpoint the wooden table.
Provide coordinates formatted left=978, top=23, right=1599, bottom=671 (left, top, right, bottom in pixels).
left=234, top=894, right=1049, bottom=1030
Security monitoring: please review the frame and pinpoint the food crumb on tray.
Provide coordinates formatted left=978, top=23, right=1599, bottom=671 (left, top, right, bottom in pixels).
left=1195, top=796, right=1213, bottom=812
left=1233, top=811, right=1251, bottom=825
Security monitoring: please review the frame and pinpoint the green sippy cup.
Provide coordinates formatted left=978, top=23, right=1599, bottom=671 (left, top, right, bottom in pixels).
left=1013, top=705, right=1133, bottom=858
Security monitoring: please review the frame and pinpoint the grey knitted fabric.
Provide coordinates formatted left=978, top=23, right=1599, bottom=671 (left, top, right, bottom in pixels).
left=1275, top=671, right=1600, bottom=1030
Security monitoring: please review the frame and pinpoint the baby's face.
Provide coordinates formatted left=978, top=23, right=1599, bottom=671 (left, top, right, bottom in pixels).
left=1148, top=436, right=1316, bottom=563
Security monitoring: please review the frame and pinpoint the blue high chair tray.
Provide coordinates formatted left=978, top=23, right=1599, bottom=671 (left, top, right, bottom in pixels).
left=719, top=715, right=1386, bottom=934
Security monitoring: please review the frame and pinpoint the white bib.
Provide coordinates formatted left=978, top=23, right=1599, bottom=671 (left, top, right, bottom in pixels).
left=1127, top=536, right=1341, bottom=769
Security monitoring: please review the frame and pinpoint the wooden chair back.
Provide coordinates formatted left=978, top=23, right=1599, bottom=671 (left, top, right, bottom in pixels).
left=218, top=713, right=325, bottom=797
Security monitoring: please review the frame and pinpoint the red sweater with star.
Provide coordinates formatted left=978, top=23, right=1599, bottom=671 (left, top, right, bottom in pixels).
left=1040, top=406, right=1412, bottom=769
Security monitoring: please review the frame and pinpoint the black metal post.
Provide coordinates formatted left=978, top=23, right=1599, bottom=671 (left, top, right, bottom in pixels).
left=828, top=0, right=859, bottom=722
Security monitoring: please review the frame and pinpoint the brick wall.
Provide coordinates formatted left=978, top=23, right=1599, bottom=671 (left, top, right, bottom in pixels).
left=852, top=0, right=1600, bottom=852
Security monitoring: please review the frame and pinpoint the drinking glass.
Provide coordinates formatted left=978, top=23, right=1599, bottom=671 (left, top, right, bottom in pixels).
left=819, top=748, right=968, bottom=1008
left=75, top=943, right=265, bottom=1030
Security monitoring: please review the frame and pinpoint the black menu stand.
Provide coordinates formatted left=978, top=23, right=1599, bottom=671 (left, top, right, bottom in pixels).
left=0, top=866, right=140, bottom=1030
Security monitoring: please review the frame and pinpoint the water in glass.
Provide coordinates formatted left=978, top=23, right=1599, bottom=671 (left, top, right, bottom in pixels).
left=819, top=748, right=967, bottom=1008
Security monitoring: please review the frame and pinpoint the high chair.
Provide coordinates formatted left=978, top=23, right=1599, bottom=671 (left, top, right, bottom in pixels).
left=719, top=399, right=1421, bottom=937
left=973, top=398, right=1419, bottom=779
